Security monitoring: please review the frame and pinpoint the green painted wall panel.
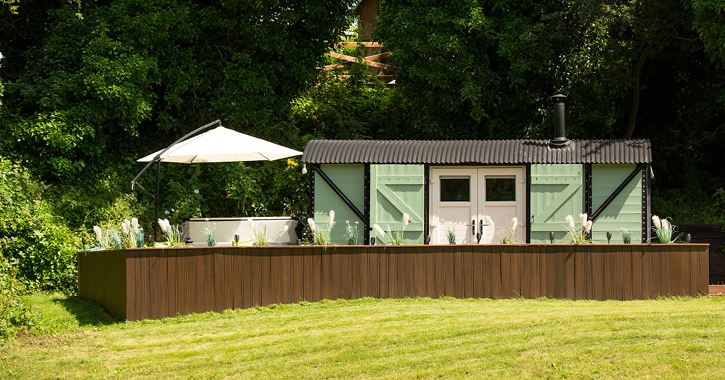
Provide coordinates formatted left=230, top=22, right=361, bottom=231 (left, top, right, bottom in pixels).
left=313, top=164, right=364, bottom=245
left=591, top=164, right=642, bottom=244
left=530, top=164, right=584, bottom=243
left=370, top=164, right=425, bottom=245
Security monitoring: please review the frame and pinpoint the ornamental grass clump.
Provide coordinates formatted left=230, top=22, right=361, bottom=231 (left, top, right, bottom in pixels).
left=249, top=220, right=268, bottom=246
left=344, top=220, right=360, bottom=245
left=620, top=228, right=632, bottom=244
left=254, top=225, right=268, bottom=246
left=564, top=213, right=592, bottom=244
left=374, top=213, right=409, bottom=245
left=92, top=225, right=121, bottom=250
left=121, top=218, right=145, bottom=248
left=652, top=215, right=682, bottom=244
left=440, top=219, right=456, bottom=244
left=446, top=225, right=456, bottom=244
left=157, top=219, right=185, bottom=247
left=307, top=210, right=335, bottom=246
left=497, top=217, right=522, bottom=244
left=202, top=219, right=216, bottom=247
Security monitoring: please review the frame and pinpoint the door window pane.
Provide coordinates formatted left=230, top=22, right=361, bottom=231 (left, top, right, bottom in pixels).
left=486, top=176, right=516, bottom=201
left=440, top=176, right=470, bottom=202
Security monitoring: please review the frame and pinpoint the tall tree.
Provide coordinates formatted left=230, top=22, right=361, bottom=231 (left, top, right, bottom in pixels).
left=0, top=0, right=354, bottom=181
left=0, top=0, right=354, bottom=227
left=374, top=0, right=724, bottom=143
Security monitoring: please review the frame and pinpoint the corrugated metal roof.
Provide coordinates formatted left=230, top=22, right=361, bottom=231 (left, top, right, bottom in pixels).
left=302, top=139, right=651, bottom=164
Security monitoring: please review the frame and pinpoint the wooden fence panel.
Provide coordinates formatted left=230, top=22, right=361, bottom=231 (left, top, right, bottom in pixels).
left=603, top=246, right=615, bottom=300
left=574, top=247, right=586, bottom=300
left=544, top=245, right=556, bottom=298
left=628, top=246, right=640, bottom=299
left=148, top=251, right=161, bottom=320
left=425, top=248, right=436, bottom=298
left=491, top=249, right=502, bottom=299
left=480, top=246, right=492, bottom=299
left=564, top=246, right=575, bottom=300
left=698, top=246, right=710, bottom=294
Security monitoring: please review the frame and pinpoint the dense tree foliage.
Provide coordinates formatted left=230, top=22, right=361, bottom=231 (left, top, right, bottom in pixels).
left=0, top=0, right=724, bottom=291
left=1, top=0, right=353, bottom=179
left=0, top=0, right=353, bottom=290
left=374, top=0, right=725, bottom=222
left=0, top=0, right=352, bottom=225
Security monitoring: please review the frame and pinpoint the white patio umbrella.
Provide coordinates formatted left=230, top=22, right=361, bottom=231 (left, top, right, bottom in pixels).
left=131, top=120, right=302, bottom=239
left=137, top=126, right=301, bottom=163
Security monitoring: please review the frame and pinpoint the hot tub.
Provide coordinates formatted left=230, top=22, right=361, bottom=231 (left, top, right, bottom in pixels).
left=181, top=217, right=301, bottom=246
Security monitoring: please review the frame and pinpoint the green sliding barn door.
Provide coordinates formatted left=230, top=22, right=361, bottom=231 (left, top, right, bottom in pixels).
left=369, top=164, right=425, bottom=245
left=591, top=164, right=642, bottom=243
left=314, top=164, right=365, bottom=245
left=529, top=164, right=584, bottom=243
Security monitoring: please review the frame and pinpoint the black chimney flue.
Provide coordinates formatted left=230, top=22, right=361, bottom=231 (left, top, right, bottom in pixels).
left=550, top=94, right=568, bottom=148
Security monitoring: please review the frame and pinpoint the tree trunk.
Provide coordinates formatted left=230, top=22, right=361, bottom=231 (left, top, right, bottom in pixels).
left=624, top=41, right=654, bottom=140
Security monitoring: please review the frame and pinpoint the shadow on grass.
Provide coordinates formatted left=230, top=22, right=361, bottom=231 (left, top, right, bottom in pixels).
left=52, top=297, right=123, bottom=327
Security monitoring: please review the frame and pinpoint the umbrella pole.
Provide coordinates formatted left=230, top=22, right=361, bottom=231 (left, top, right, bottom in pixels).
left=154, top=159, right=161, bottom=241
left=132, top=120, right=223, bottom=244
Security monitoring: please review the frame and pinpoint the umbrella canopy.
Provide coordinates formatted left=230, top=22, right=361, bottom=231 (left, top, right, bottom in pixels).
left=137, top=126, right=301, bottom=163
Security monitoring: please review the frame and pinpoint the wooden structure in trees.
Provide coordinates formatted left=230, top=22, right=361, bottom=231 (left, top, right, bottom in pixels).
left=323, top=0, right=395, bottom=86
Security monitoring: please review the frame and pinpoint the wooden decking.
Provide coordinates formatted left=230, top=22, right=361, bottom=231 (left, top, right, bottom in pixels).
left=78, top=244, right=710, bottom=321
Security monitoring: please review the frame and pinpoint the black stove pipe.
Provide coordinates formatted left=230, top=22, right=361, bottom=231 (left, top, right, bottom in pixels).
left=550, top=94, right=568, bottom=148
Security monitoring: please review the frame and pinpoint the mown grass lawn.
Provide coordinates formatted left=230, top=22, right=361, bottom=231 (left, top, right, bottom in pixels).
left=1, top=294, right=724, bottom=379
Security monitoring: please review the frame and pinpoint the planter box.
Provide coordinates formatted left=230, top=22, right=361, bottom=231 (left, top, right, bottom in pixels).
left=78, top=244, right=710, bottom=321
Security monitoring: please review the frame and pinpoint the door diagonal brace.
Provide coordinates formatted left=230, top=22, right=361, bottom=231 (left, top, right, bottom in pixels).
left=590, top=164, right=644, bottom=222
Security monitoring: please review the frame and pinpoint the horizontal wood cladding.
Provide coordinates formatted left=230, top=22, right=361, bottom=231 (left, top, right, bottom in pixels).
left=78, top=244, right=709, bottom=321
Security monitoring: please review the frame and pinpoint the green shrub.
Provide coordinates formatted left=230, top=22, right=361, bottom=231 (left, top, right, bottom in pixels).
left=0, top=256, right=37, bottom=342
left=0, top=158, right=77, bottom=294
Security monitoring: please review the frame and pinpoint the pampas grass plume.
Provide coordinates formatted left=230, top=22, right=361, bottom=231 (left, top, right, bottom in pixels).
left=328, top=210, right=335, bottom=227
left=373, top=224, right=386, bottom=238
left=307, top=218, right=316, bottom=232
left=158, top=219, right=167, bottom=233
left=566, top=215, right=576, bottom=230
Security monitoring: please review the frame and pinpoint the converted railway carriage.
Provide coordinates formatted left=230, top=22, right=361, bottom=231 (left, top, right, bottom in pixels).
left=302, top=97, right=652, bottom=246
left=78, top=97, right=714, bottom=322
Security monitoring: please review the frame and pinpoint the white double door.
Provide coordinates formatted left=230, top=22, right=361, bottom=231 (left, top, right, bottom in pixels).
left=430, top=167, right=525, bottom=244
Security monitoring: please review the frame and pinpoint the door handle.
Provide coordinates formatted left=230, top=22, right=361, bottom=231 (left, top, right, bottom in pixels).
left=462, top=220, right=476, bottom=234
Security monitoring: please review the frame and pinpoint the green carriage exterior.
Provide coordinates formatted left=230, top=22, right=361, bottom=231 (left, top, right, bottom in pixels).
left=302, top=139, right=652, bottom=246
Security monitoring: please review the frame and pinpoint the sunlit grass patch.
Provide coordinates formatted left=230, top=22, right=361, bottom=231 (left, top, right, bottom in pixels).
left=1, top=294, right=724, bottom=379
